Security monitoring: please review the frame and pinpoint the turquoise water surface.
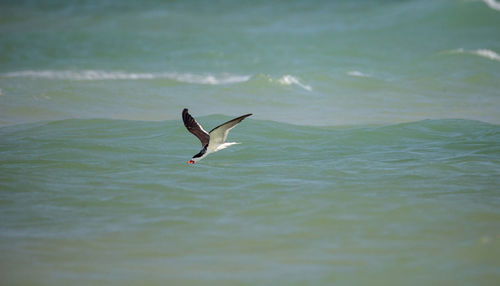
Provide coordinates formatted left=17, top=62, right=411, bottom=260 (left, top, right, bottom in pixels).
left=1, top=1, right=500, bottom=285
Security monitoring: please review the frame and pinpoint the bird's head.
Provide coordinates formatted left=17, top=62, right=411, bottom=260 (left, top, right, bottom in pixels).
left=188, top=146, right=206, bottom=164
left=187, top=157, right=201, bottom=164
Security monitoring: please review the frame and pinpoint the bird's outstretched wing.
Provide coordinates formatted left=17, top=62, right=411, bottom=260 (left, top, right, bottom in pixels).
left=182, top=108, right=210, bottom=146
left=209, top=113, right=252, bottom=145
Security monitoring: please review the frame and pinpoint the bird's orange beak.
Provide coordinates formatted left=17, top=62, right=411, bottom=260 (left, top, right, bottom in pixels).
left=188, top=160, right=195, bottom=164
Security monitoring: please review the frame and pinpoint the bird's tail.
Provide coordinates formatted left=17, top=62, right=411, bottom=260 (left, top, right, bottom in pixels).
left=214, top=142, right=240, bottom=152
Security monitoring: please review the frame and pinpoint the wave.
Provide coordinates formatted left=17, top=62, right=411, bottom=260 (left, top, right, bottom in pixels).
left=447, top=48, right=500, bottom=62
left=347, top=71, right=371, bottom=78
left=483, top=0, right=500, bottom=11
left=1, top=70, right=314, bottom=91
left=271, top=75, right=312, bottom=91
left=1, top=70, right=252, bottom=85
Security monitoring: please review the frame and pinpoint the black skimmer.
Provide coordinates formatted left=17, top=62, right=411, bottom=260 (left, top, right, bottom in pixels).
left=182, top=108, right=252, bottom=164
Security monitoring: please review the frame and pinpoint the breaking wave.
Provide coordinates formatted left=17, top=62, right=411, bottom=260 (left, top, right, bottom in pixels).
left=272, top=75, right=312, bottom=91
left=1, top=70, right=252, bottom=85
left=1, top=70, right=314, bottom=91
left=483, top=0, right=500, bottom=11
left=447, top=49, right=500, bottom=62
left=347, top=71, right=371, bottom=78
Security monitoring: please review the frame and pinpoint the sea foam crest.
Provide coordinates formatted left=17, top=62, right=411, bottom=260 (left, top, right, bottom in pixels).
left=347, top=71, right=371, bottom=78
left=472, top=49, right=500, bottom=61
left=483, top=0, right=500, bottom=11
left=450, top=49, right=500, bottom=62
left=1, top=70, right=251, bottom=85
left=275, top=75, right=312, bottom=91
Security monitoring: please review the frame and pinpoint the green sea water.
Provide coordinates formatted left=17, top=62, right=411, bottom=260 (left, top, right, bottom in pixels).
left=1, top=0, right=500, bottom=285
left=1, top=118, right=499, bottom=285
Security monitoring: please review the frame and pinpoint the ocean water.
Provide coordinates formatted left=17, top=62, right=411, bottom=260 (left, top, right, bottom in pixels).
left=1, top=0, right=500, bottom=285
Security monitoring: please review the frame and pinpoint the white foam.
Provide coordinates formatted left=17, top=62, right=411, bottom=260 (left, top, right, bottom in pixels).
left=450, top=48, right=500, bottom=62
left=276, top=75, right=312, bottom=91
left=1, top=70, right=251, bottom=85
left=473, top=49, right=500, bottom=61
left=483, top=0, right=500, bottom=11
left=347, top=71, right=371, bottom=78
left=2, top=70, right=315, bottom=90
left=168, top=73, right=251, bottom=85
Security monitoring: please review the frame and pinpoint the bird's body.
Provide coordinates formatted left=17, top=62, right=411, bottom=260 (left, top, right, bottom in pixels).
left=182, top=108, right=252, bottom=163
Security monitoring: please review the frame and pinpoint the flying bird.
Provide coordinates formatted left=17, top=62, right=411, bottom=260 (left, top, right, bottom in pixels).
left=182, top=108, right=252, bottom=164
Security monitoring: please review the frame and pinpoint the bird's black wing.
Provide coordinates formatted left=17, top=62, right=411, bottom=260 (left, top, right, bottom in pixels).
left=182, top=108, right=210, bottom=146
